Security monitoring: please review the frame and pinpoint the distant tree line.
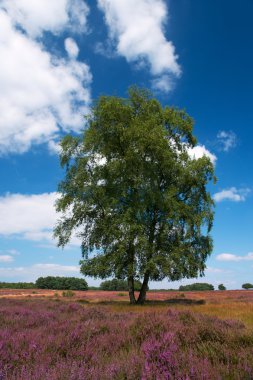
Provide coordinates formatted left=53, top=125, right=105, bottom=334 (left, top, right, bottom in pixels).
left=2, top=278, right=253, bottom=291
left=0, top=282, right=35, bottom=289
left=35, top=276, right=88, bottom=290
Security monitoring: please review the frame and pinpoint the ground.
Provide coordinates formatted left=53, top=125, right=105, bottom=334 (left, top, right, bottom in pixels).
left=1, top=289, right=253, bottom=379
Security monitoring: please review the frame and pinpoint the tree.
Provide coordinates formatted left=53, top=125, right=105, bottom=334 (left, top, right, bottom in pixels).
left=179, top=283, right=214, bottom=291
left=242, top=283, right=253, bottom=290
left=218, top=283, right=226, bottom=291
left=54, top=87, right=215, bottom=304
left=35, top=276, right=88, bottom=290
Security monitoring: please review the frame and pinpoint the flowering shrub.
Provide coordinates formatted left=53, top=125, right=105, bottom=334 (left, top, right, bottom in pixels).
left=0, top=299, right=253, bottom=379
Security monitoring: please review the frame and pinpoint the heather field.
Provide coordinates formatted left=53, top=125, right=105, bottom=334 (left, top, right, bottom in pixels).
left=0, top=290, right=253, bottom=379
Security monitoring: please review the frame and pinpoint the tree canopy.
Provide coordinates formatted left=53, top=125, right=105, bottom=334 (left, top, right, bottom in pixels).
left=54, top=87, right=215, bottom=304
left=100, top=278, right=143, bottom=291
left=242, top=283, right=253, bottom=290
left=35, top=276, right=88, bottom=291
left=179, top=283, right=214, bottom=291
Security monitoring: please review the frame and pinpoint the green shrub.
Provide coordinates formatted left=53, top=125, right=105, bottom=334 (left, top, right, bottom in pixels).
left=62, top=290, right=74, bottom=297
left=179, top=283, right=214, bottom=291
left=242, top=283, right=253, bottom=290
left=218, top=284, right=226, bottom=291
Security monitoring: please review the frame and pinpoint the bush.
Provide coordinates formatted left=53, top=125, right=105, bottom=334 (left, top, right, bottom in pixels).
left=242, top=283, right=253, bottom=290
left=35, top=276, right=88, bottom=291
left=179, top=283, right=214, bottom=291
left=218, top=284, right=226, bottom=291
left=100, top=279, right=145, bottom=291
left=62, top=290, right=74, bottom=297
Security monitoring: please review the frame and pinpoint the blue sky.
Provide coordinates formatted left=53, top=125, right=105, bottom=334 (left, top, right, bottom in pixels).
left=0, top=0, right=253, bottom=289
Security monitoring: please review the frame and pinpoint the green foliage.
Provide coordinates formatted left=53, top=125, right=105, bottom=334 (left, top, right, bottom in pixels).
left=242, top=283, right=253, bottom=290
left=100, top=278, right=143, bottom=291
left=0, top=282, right=35, bottom=289
left=179, top=283, right=214, bottom=291
left=54, top=86, right=215, bottom=303
left=62, top=290, right=74, bottom=297
left=35, top=276, right=88, bottom=290
left=218, top=284, right=226, bottom=291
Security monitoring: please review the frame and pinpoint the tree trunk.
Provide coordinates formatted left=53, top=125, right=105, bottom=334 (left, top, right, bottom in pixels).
left=127, top=243, right=136, bottom=304
left=128, top=275, right=136, bottom=304
left=136, top=272, right=149, bottom=304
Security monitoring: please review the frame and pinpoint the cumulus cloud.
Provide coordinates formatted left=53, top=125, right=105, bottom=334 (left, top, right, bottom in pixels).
left=216, top=252, right=253, bottom=262
left=0, top=2, right=91, bottom=155
left=0, top=192, right=58, bottom=238
left=65, top=37, right=79, bottom=59
left=97, top=0, right=180, bottom=92
left=0, top=192, right=82, bottom=246
left=1, top=0, right=89, bottom=37
left=213, top=187, right=250, bottom=202
left=217, top=130, right=237, bottom=152
left=48, top=140, right=61, bottom=155
left=187, top=145, right=217, bottom=165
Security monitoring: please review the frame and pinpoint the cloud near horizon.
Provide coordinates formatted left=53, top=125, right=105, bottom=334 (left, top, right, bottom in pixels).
left=216, top=252, right=253, bottom=262
left=0, top=263, right=80, bottom=282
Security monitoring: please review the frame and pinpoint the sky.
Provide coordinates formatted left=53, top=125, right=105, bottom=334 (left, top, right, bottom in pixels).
left=0, top=0, right=253, bottom=289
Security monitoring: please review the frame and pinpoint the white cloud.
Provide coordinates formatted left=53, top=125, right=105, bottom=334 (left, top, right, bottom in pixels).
left=97, top=0, right=180, bottom=92
left=33, top=263, right=79, bottom=272
left=48, top=140, right=61, bottom=155
left=0, top=192, right=58, bottom=237
left=216, top=252, right=253, bottom=262
left=1, top=0, right=89, bottom=37
left=0, top=2, right=91, bottom=155
left=217, top=130, right=237, bottom=152
left=65, top=37, right=79, bottom=59
left=187, top=145, right=217, bottom=165
left=213, top=187, right=250, bottom=202
left=0, top=263, right=80, bottom=281
left=151, top=75, right=174, bottom=93
left=0, top=255, right=14, bottom=263
left=0, top=192, right=82, bottom=246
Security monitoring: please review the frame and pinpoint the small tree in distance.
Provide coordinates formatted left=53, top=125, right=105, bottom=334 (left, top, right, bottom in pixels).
left=179, top=283, right=214, bottom=291
left=54, top=87, right=215, bottom=304
left=218, top=284, right=226, bottom=291
left=242, top=283, right=253, bottom=290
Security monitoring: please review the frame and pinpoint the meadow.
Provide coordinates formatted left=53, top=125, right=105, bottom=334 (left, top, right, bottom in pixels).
left=1, top=290, right=253, bottom=379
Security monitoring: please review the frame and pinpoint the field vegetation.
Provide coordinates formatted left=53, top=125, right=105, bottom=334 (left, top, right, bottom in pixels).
left=1, top=289, right=253, bottom=379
